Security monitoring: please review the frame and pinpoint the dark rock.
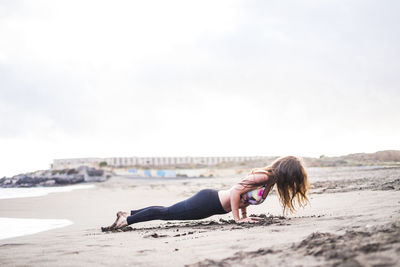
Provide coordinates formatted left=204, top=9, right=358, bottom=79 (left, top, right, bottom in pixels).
left=86, top=168, right=104, bottom=176
left=54, top=174, right=84, bottom=185
left=43, top=180, right=56, bottom=186
left=68, top=169, right=79, bottom=175
left=15, top=176, right=36, bottom=185
left=1, top=166, right=110, bottom=188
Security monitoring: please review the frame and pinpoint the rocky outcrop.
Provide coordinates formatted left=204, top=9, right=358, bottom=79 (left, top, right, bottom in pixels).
left=0, top=166, right=111, bottom=188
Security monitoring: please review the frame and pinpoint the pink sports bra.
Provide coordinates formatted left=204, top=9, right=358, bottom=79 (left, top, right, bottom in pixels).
left=240, top=185, right=267, bottom=205
left=239, top=169, right=272, bottom=205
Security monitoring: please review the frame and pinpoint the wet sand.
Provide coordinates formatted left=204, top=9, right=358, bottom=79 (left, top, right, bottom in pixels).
left=0, top=166, right=399, bottom=266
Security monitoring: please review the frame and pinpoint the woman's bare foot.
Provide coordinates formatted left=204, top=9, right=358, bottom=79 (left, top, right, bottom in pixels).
left=117, top=211, right=128, bottom=218
left=114, top=211, right=128, bottom=229
left=101, top=211, right=129, bottom=232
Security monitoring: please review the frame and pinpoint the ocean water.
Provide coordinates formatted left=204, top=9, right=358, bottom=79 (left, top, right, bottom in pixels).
left=0, top=184, right=94, bottom=200
left=0, top=184, right=94, bottom=240
left=0, top=217, right=73, bottom=240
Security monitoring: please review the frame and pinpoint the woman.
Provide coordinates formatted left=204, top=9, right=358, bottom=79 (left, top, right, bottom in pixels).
left=108, top=156, right=309, bottom=229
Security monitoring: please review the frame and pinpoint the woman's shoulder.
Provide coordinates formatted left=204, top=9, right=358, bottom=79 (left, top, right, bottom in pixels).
left=249, top=168, right=269, bottom=175
left=241, top=169, right=269, bottom=184
left=247, top=168, right=275, bottom=185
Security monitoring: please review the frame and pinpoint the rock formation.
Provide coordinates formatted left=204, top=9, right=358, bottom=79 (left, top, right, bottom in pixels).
left=0, top=166, right=111, bottom=188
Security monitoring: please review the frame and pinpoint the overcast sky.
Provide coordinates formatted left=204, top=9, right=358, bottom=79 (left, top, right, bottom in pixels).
left=1, top=0, right=399, bottom=176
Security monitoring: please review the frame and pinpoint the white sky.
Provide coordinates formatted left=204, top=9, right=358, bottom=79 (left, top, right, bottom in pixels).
left=1, top=0, right=399, bottom=177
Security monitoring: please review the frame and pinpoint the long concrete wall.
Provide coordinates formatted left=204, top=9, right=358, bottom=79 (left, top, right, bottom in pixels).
left=52, top=156, right=267, bottom=170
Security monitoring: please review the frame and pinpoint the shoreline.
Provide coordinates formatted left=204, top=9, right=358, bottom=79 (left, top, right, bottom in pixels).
left=0, top=184, right=95, bottom=200
left=0, top=218, right=73, bottom=241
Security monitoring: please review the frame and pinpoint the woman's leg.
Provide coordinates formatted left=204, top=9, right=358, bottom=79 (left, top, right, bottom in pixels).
left=126, top=189, right=228, bottom=225
left=126, top=206, right=170, bottom=225
left=126, top=201, right=190, bottom=225
left=130, top=206, right=165, bottom=216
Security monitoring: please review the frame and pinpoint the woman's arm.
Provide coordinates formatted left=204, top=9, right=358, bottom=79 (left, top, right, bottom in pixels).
left=230, top=172, right=270, bottom=223
left=230, top=189, right=242, bottom=222
left=241, top=207, right=247, bottom=219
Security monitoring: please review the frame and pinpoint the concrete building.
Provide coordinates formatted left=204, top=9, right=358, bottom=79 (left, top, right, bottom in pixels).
left=52, top=156, right=267, bottom=170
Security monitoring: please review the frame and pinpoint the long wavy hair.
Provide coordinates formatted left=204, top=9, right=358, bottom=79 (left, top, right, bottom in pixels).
left=249, top=156, right=310, bottom=214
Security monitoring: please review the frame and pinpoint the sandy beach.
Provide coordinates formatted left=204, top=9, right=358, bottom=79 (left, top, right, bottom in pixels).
left=2, top=0, right=399, bottom=265
left=0, top=166, right=399, bottom=266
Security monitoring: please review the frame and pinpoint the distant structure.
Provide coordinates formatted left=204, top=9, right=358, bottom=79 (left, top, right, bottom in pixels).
left=52, top=156, right=269, bottom=170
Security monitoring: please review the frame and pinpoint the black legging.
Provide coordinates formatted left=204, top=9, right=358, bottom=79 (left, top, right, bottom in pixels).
left=126, top=189, right=229, bottom=225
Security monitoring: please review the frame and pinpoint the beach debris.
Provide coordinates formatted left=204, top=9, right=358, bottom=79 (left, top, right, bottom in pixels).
left=310, top=174, right=400, bottom=194
left=100, top=226, right=133, bottom=233
left=293, top=221, right=400, bottom=266
left=144, top=233, right=169, bottom=238
left=190, top=221, right=400, bottom=267
left=100, top=214, right=289, bottom=235
left=188, top=248, right=277, bottom=266
left=173, top=231, right=194, bottom=237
